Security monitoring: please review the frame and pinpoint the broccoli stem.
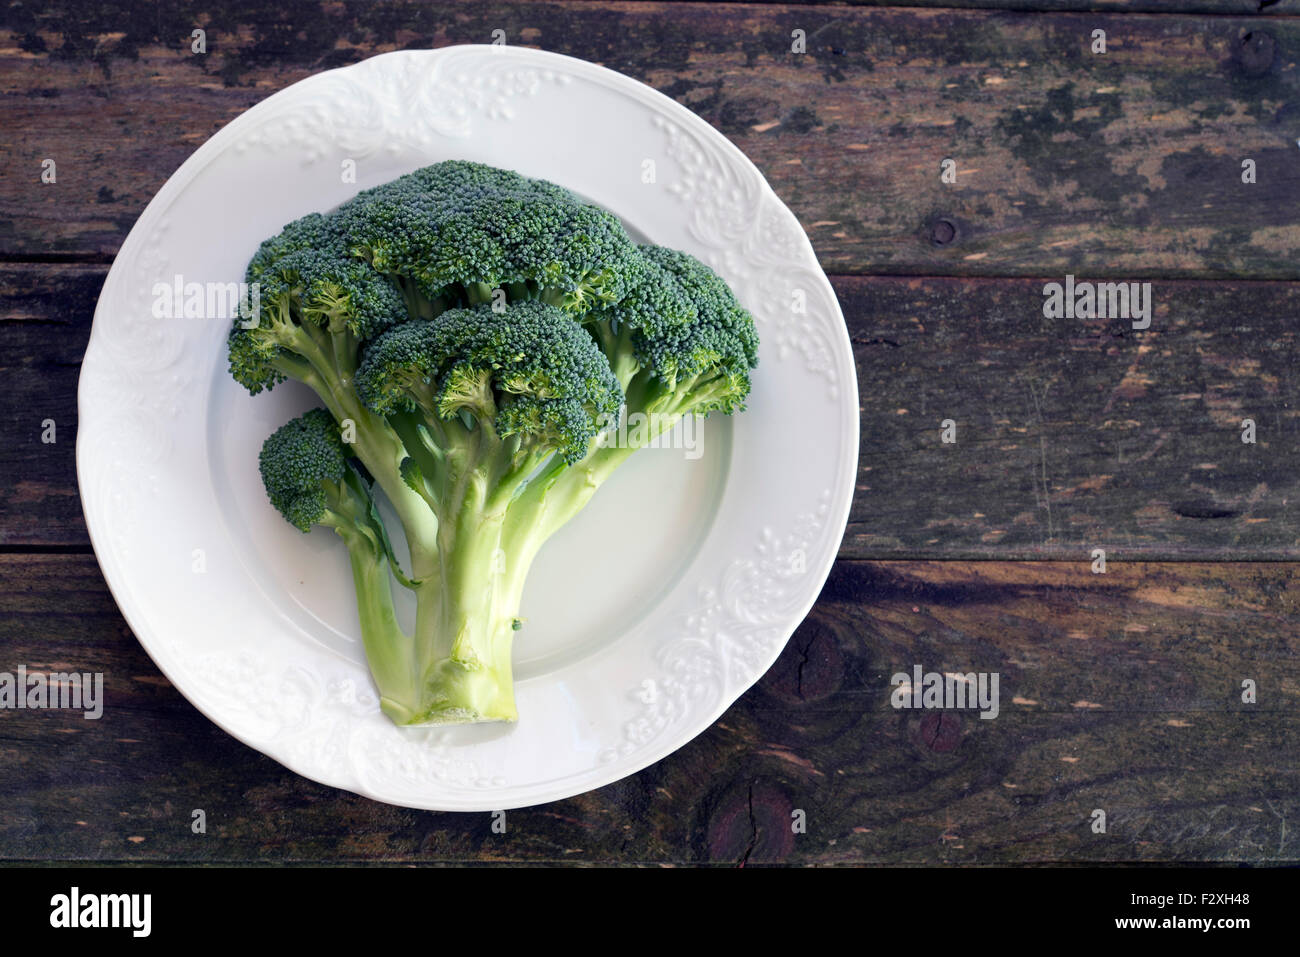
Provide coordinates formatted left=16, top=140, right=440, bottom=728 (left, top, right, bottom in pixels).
left=496, top=441, right=636, bottom=585
left=404, top=508, right=520, bottom=724
left=306, top=354, right=709, bottom=727
left=498, top=393, right=689, bottom=564
left=373, top=434, right=535, bottom=725
left=389, top=275, right=439, bottom=320
left=591, top=320, right=639, bottom=389
left=333, top=522, right=420, bottom=723
left=305, top=424, right=526, bottom=726
left=465, top=282, right=495, bottom=306
left=315, top=472, right=420, bottom=723
left=538, top=287, right=567, bottom=309
left=277, top=325, right=441, bottom=577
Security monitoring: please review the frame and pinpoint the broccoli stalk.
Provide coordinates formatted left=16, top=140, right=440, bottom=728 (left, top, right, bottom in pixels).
left=258, top=410, right=416, bottom=719
left=232, top=160, right=758, bottom=726
left=397, top=411, right=536, bottom=725
left=349, top=301, right=621, bottom=723
left=336, top=520, right=419, bottom=721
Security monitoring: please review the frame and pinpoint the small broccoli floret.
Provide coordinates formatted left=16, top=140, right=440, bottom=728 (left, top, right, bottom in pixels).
left=626, top=246, right=759, bottom=418
left=228, top=214, right=407, bottom=396
left=233, top=160, right=760, bottom=727
left=584, top=244, right=758, bottom=423
left=498, top=247, right=758, bottom=566
left=357, top=300, right=622, bottom=466
left=245, top=212, right=342, bottom=285
left=258, top=408, right=356, bottom=532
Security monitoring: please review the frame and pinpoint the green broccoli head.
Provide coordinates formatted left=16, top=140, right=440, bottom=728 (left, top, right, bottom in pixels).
left=258, top=407, right=358, bottom=532
left=244, top=212, right=339, bottom=283
left=335, top=160, right=644, bottom=314
left=355, top=300, right=623, bottom=463
left=595, top=245, right=759, bottom=417
left=264, top=250, right=407, bottom=339
left=585, top=246, right=697, bottom=341
left=229, top=213, right=406, bottom=395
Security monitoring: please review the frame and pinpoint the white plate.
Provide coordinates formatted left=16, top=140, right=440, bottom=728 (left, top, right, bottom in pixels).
left=77, top=45, right=858, bottom=811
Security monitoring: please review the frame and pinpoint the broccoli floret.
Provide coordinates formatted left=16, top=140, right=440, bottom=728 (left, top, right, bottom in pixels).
left=258, top=409, right=417, bottom=720
left=228, top=213, right=407, bottom=397
left=347, top=301, right=624, bottom=722
left=625, top=245, right=759, bottom=417
left=578, top=243, right=757, bottom=447
left=259, top=408, right=359, bottom=533
left=232, top=160, right=759, bottom=726
left=336, top=160, right=645, bottom=315
left=357, top=301, right=622, bottom=464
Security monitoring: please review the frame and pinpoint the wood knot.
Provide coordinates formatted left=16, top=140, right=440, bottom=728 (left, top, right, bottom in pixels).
left=1235, top=30, right=1275, bottom=77
left=929, top=217, right=959, bottom=247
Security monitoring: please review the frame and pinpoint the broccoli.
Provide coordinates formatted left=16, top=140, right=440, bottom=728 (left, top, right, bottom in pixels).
left=231, top=160, right=758, bottom=725
left=258, top=409, right=416, bottom=716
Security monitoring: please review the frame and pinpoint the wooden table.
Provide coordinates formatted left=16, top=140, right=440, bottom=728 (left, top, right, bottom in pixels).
left=2, top=0, right=1297, bottom=865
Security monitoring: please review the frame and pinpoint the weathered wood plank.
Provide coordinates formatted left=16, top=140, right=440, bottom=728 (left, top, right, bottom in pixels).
left=6, top=264, right=1299, bottom=559
left=0, top=554, right=1293, bottom=862
left=0, top=264, right=96, bottom=546
left=840, top=275, right=1300, bottom=559
left=1, top=4, right=1298, bottom=276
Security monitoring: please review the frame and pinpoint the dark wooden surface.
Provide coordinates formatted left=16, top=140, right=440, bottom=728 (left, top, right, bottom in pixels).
left=1, top=0, right=1297, bottom=864
left=5, top=3, right=1300, bottom=278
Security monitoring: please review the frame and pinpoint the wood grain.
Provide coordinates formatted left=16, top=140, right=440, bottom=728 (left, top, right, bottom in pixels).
left=0, top=554, right=1293, bottom=863
left=1, top=3, right=1298, bottom=276
left=2, top=0, right=1296, bottom=868
left=0, top=264, right=94, bottom=547
left=840, top=275, right=1300, bottom=559
left=7, top=264, right=1298, bottom=559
